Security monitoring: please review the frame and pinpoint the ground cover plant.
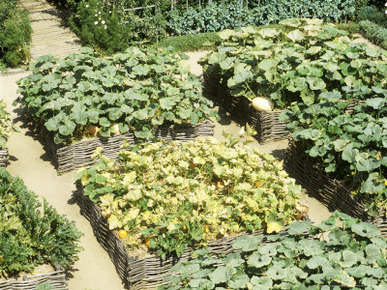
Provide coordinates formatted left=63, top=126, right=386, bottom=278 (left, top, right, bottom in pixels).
left=283, top=94, right=387, bottom=217
left=160, top=211, right=387, bottom=289
left=0, top=100, right=15, bottom=150
left=200, top=18, right=387, bottom=109
left=0, top=0, right=32, bottom=68
left=15, top=46, right=217, bottom=145
left=0, top=168, right=82, bottom=279
left=76, top=131, right=308, bottom=259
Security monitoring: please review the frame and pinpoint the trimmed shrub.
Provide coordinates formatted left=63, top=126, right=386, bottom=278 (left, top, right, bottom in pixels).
left=0, top=0, right=32, bottom=67
left=359, top=20, right=387, bottom=48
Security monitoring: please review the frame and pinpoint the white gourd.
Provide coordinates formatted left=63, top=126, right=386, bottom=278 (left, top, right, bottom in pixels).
left=252, top=97, right=273, bottom=112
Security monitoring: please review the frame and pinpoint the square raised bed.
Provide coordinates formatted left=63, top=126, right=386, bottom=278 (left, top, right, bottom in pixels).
left=0, top=265, right=67, bottom=289
left=284, top=141, right=387, bottom=236
left=203, top=72, right=287, bottom=144
left=39, top=119, right=214, bottom=173
left=74, top=182, right=265, bottom=289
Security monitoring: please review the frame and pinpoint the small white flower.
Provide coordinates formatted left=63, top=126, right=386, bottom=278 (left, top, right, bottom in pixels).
left=86, top=4, right=89, bottom=8
left=104, top=25, right=107, bottom=30
left=98, top=11, right=101, bottom=15
left=101, top=20, right=106, bottom=24
left=94, top=21, right=98, bottom=25
left=95, top=14, right=97, bottom=16
left=109, top=11, right=112, bottom=14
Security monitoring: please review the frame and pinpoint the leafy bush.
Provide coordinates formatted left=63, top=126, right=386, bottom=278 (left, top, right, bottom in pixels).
left=0, top=0, right=32, bottom=67
left=16, top=47, right=218, bottom=145
left=356, top=6, right=387, bottom=27
left=0, top=168, right=82, bottom=278
left=161, top=211, right=387, bottom=289
left=200, top=19, right=387, bottom=109
left=68, top=0, right=167, bottom=52
left=76, top=133, right=308, bottom=259
left=359, top=20, right=387, bottom=49
left=283, top=93, right=387, bottom=216
left=0, top=100, right=15, bottom=150
left=167, top=0, right=356, bottom=36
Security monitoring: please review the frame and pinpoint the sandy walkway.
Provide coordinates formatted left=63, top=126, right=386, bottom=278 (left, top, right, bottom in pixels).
left=20, top=0, right=81, bottom=60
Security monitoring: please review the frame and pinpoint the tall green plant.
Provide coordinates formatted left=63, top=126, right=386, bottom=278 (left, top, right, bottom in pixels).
left=0, top=0, right=32, bottom=67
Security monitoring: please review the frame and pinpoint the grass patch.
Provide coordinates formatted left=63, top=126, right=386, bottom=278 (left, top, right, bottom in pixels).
left=154, top=32, right=221, bottom=52
left=336, top=22, right=361, bottom=34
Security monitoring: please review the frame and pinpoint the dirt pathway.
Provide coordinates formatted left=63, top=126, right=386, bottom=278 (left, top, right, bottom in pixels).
left=19, top=0, right=81, bottom=60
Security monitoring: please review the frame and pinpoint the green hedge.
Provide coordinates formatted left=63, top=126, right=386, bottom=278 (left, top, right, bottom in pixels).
left=0, top=0, right=32, bottom=68
left=359, top=20, right=387, bottom=49
left=357, top=6, right=387, bottom=27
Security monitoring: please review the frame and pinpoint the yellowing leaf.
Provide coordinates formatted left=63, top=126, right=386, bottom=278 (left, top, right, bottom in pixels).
left=122, top=172, right=137, bottom=187
left=125, top=189, right=142, bottom=201
left=108, top=214, right=123, bottom=230
left=123, top=208, right=140, bottom=223
left=267, top=222, right=283, bottom=234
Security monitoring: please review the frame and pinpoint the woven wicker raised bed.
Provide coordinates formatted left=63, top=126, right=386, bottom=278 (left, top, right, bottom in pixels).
left=74, top=182, right=266, bottom=289
left=203, top=72, right=287, bottom=144
left=0, top=149, right=8, bottom=167
left=284, top=141, right=387, bottom=236
left=0, top=265, right=67, bottom=290
left=40, top=119, right=214, bottom=173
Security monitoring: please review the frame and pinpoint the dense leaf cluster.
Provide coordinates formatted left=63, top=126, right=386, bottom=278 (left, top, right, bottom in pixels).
left=200, top=18, right=387, bottom=109
left=0, top=100, right=14, bottom=150
left=284, top=94, right=387, bottom=216
left=167, top=0, right=356, bottom=36
left=68, top=0, right=167, bottom=52
left=77, top=134, right=307, bottom=259
left=359, top=20, right=387, bottom=49
left=356, top=5, right=387, bottom=27
left=161, top=212, right=387, bottom=289
left=16, top=47, right=217, bottom=145
left=0, top=168, right=82, bottom=278
left=0, top=0, right=32, bottom=68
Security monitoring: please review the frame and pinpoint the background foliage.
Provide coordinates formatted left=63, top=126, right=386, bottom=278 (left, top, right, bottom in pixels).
left=167, top=0, right=357, bottom=36
left=0, top=0, right=32, bottom=68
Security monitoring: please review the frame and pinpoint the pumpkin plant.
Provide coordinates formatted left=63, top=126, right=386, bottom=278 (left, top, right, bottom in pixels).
left=76, top=128, right=308, bottom=259
left=200, top=18, right=387, bottom=109
left=283, top=93, right=387, bottom=216
left=15, top=46, right=218, bottom=145
left=0, top=100, right=15, bottom=150
left=161, top=211, right=387, bottom=289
